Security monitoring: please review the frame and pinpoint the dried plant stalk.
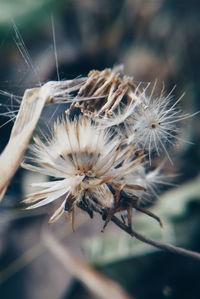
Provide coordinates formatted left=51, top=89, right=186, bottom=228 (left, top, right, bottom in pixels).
left=111, top=215, right=200, bottom=260
left=44, top=232, right=131, bottom=299
left=0, top=88, right=44, bottom=199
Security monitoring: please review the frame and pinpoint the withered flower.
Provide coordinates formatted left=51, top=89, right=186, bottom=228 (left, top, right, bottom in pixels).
left=22, top=115, right=161, bottom=227
left=21, top=67, right=186, bottom=229
left=72, top=69, right=198, bottom=164
left=17, top=67, right=200, bottom=260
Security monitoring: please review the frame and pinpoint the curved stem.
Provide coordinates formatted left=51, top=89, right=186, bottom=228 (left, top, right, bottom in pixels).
left=111, top=215, right=200, bottom=260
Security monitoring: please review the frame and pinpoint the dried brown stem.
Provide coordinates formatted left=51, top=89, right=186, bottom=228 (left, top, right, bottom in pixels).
left=44, top=232, right=132, bottom=299
left=111, top=215, right=200, bottom=260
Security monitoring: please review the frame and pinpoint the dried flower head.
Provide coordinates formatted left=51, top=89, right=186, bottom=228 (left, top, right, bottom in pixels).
left=69, top=67, right=194, bottom=164
left=68, top=66, right=139, bottom=116
left=22, top=114, right=164, bottom=228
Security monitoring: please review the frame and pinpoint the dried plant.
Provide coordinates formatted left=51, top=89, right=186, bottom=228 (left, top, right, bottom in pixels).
left=22, top=115, right=155, bottom=228
left=0, top=66, right=199, bottom=260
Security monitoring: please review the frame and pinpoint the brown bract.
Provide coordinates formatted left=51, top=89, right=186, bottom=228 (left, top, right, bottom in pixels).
left=68, top=66, right=139, bottom=116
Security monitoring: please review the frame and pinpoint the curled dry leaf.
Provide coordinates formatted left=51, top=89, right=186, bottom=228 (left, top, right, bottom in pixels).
left=0, top=79, right=85, bottom=200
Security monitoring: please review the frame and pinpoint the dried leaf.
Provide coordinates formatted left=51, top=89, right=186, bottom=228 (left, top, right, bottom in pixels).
left=0, top=79, right=85, bottom=200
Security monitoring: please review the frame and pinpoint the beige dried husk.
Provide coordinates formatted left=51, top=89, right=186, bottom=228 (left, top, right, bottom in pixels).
left=0, top=79, right=85, bottom=200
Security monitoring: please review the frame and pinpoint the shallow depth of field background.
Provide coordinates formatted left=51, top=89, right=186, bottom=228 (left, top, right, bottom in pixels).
left=0, top=1, right=200, bottom=299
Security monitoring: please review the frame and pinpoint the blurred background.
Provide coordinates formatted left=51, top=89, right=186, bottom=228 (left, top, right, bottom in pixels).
left=0, top=0, right=200, bottom=298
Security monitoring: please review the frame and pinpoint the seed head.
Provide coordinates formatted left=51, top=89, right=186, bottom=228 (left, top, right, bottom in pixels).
left=22, top=116, right=149, bottom=224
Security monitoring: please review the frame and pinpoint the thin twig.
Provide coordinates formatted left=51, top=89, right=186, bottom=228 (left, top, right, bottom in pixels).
left=43, top=232, right=132, bottom=299
left=111, top=215, right=200, bottom=260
